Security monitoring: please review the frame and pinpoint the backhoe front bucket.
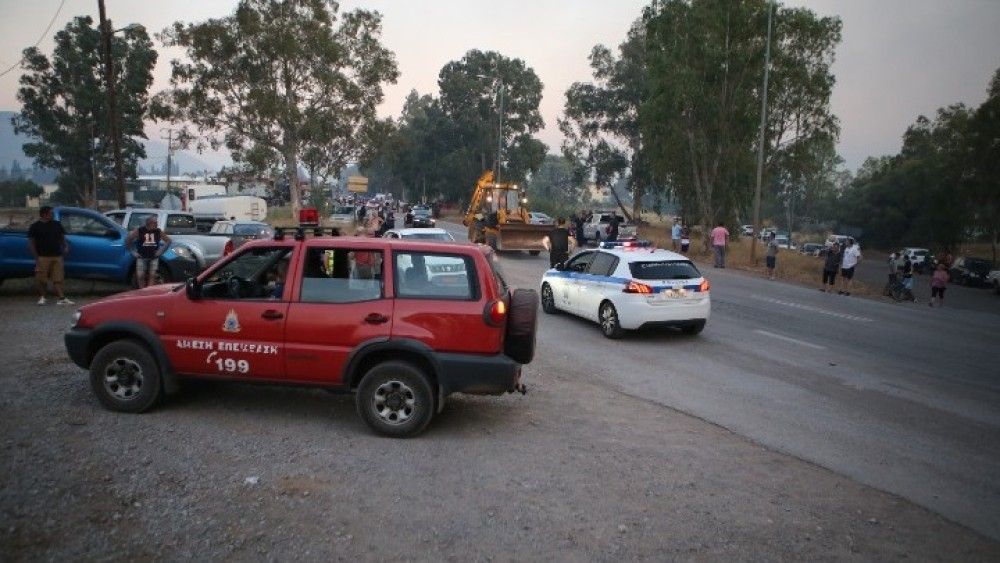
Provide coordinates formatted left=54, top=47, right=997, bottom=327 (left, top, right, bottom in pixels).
left=492, top=223, right=551, bottom=252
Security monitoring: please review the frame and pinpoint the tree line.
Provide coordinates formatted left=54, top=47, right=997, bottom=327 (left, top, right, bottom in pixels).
left=9, top=0, right=995, bottom=261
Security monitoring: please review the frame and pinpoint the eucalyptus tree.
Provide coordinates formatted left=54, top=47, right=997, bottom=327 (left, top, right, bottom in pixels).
left=155, top=0, right=398, bottom=216
left=13, top=16, right=156, bottom=207
left=560, top=20, right=652, bottom=221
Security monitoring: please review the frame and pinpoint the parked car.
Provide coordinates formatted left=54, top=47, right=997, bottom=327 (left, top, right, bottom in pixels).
left=900, top=247, right=933, bottom=274
left=1, top=206, right=197, bottom=286
left=106, top=208, right=231, bottom=272
left=825, top=234, right=851, bottom=248
left=582, top=211, right=637, bottom=242
left=988, top=269, right=1000, bottom=295
left=773, top=234, right=796, bottom=250
left=528, top=212, right=555, bottom=225
left=800, top=243, right=824, bottom=256
left=949, top=257, right=993, bottom=287
left=741, top=224, right=754, bottom=237
left=208, top=220, right=274, bottom=251
left=539, top=240, right=709, bottom=338
left=64, top=234, right=536, bottom=437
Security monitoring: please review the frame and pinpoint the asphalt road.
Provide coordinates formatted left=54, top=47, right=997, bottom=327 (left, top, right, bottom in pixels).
left=438, top=221, right=1000, bottom=540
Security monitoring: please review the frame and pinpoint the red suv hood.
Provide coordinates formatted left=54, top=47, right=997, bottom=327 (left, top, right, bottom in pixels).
left=94, top=283, right=179, bottom=304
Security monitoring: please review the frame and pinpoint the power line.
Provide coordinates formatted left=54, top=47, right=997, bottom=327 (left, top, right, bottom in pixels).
left=0, top=0, right=68, bottom=79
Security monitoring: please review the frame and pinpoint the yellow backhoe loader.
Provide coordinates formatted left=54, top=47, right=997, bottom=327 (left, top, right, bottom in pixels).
left=463, top=171, right=550, bottom=254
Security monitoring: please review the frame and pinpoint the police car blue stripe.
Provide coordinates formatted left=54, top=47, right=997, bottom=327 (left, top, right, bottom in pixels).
left=543, top=270, right=704, bottom=292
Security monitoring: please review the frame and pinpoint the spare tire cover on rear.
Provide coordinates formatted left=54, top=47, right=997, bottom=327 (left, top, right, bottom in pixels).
left=504, top=288, right=538, bottom=364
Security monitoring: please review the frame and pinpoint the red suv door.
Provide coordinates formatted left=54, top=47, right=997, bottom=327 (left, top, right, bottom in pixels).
left=161, top=245, right=292, bottom=380
left=283, top=242, right=393, bottom=384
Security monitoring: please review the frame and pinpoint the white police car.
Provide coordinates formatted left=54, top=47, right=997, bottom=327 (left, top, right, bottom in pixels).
left=539, top=240, right=710, bottom=338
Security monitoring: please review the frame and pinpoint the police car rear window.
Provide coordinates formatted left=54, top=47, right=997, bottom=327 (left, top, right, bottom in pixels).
left=628, top=260, right=701, bottom=280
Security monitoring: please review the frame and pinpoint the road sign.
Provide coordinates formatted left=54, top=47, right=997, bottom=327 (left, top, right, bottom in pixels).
left=347, top=175, right=369, bottom=193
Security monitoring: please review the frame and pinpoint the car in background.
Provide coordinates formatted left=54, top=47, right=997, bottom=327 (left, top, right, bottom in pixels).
left=528, top=212, right=555, bottom=225
left=799, top=243, right=824, bottom=256
left=900, top=247, right=933, bottom=274
left=539, top=239, right=710, bottom=338
left=406, top=206, right=435, bottom=228
left=825, top=234, right=851, bottom=248
left=949, top=256, right=993, bottom=287
left=106, top=208, right=230, bottom=271
left=741, top=224, right=754, bottom=236
left=208, top=220, right=274, bottom=251
left=0, top=206, right=198, bottom=285
left=773, top=234, right=796, bottom=250
left=329, top=205, right=358, bottom=233
left=988, top=269, right=1000, bottom=295
left=382, top=227, right=455, bottom=242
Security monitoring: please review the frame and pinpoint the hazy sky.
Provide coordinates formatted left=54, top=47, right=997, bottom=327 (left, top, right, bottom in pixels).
left=1, top=0, right=998, bottom=171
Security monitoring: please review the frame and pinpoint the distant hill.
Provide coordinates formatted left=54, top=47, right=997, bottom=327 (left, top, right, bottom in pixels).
left=0, top=111, right=226, bottom=174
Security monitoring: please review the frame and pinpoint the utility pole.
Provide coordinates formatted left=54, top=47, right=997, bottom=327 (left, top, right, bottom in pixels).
left=750, top=1, right=774, bottom=264
left=98, top=0, right=127, bottom=208
left=496, top=79, right=505, bottom=183
left=89, top=124, right=99, bottom=209
left=160, top=128, right=175, bottom=207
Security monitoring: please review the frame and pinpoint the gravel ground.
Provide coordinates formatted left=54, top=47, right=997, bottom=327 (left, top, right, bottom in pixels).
left=1, top=279, right=999, bottom=561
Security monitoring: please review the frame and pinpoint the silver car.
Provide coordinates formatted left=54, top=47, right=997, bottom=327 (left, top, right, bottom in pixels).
left=329, top=205, right=358, bottom=233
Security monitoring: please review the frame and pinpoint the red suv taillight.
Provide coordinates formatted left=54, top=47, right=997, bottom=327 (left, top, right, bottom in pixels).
left=483, top=299, right=507, bottom=327
left=223, top=239, right=234, bottom=256
left=623, top=280, right=653, bottom=294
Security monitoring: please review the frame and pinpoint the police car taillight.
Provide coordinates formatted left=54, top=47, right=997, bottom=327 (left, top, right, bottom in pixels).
left=483, top=299, right=507, bottom=326
left=623, top=281, right=653, bottom=294
left=699, top=279, right=711, bottom=292
left=223, top=239, right=234, bottom=256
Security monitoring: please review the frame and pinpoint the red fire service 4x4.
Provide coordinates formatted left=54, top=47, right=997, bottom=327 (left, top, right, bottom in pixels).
left=65, top=229, right=536, bottom=437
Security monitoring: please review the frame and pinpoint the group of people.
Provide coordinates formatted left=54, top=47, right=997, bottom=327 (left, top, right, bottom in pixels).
left=27, top=207, right=171, bottom=306
left=886, top=251, right=952, bottom=306
left=819, top=237, right=863, bottom=295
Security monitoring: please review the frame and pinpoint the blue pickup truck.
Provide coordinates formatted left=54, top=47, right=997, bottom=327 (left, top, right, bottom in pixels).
left=0, top=206, right=200, bottom=286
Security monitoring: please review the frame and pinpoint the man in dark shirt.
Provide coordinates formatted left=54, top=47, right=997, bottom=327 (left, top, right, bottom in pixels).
left=607, top=211, right=621, bottom=241
left=27, top=206, right=72, bottom=305
left=543, top=217, right=576, bottom=268
left=573, top=211, right=587, bottom=248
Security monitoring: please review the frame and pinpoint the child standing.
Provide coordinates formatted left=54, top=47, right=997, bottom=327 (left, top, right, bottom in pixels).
left=929, top=263, right=950, bottom=307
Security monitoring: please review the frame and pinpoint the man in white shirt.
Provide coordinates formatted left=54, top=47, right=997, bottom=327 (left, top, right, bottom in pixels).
left=839, top=238, right=862, bottom=295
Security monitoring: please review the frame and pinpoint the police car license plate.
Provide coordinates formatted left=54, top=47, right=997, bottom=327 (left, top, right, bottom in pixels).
left=656, top=287, right=686, bottom=301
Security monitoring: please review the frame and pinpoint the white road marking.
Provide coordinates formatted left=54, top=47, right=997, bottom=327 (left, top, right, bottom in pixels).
left=753, top=329, right=827, bottom=349
left=749, top=295, right=874, bottom=323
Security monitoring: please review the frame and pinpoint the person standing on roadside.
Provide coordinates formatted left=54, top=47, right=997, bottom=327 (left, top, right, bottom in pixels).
left=607, top=210, right=621, bottom=241
left=710, top=221, right=729, bottom=268
left=127, top=216, right=172, bottom=288
left=680, top=225, right=691, bottom=253
left=838, top=237, right=862, bottom=295
left=899, top=254, right=916, bottom=301
left=929, top=263, right=949, bottom=307
left=542, top=217, right=576, bottom=268
left=765, top=232, right=779, bottom=280
left=27, top=206, right=72, bottom=305
left=671, top=218, right=682, bottom=251
left=574, top=211, right=587, bottom=248
left=820, top=243, right=840, bottom=292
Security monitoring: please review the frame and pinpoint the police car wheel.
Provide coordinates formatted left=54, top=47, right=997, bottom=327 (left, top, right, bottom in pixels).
left=528, top=250, right=541, bottom=256
left=356, top=361, right=434, bottom=438
left=540, top=283, right=558, bottom=314
left=599, top=302, right=624, bottom=339
left=89, top=340, right=163, bottom=413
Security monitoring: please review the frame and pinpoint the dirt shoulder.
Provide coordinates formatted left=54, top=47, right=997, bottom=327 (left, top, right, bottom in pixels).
left=1, top=298, right=997, bottom=560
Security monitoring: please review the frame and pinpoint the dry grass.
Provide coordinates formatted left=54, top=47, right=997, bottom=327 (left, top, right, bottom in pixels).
left=637, top=224, right=877, bottom=296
